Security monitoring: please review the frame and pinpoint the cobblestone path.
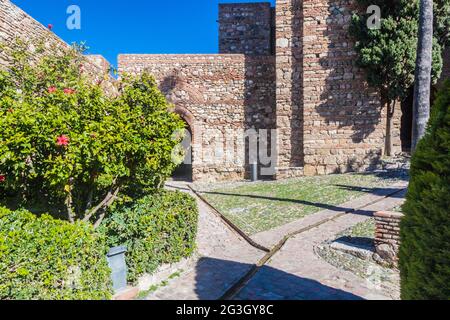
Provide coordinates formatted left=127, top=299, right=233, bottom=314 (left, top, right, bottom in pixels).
left=146, top=181, right=265, bottom=300
left=146, top=181, right=407, bottom=300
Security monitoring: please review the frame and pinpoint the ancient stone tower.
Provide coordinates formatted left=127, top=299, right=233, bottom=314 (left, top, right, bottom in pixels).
left=120, top=1, right=401, bottom=181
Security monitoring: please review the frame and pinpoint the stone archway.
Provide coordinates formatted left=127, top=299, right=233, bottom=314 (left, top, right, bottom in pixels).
left=172, top=105, right=195, bottom=181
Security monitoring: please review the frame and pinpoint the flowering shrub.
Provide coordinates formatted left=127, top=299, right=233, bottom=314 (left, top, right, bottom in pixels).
left=0, top=38, right=185, bottom=226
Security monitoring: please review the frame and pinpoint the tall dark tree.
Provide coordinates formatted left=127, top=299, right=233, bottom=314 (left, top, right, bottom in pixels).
left=350, top=0, right=448, bottom=155
left=399, top=80, right=450, bottom=300
left=412, top=0, right=435, bottom=151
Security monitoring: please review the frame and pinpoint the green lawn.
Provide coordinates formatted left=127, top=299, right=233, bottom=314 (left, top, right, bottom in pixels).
left=338, top=218, right=376, bottom=239
left=195, top=170, right=408, bottom=235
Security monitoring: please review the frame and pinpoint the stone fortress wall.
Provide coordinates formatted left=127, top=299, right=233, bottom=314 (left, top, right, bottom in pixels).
left=119, top=54, right=276, bottom=181
left=1, top=0, right=449, bottom=182
left=120, top=0, right=403, bottom=181
left=119, top=3, right=277, bottom=181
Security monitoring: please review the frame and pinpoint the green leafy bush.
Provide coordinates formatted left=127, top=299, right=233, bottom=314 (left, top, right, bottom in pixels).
left=399, top=80, right=450, bottom=300
left=0, top=206, right=112, bottom=300
left=100, top=190, right=198, bottom=283
left=0, top=38, right=185, bottom=226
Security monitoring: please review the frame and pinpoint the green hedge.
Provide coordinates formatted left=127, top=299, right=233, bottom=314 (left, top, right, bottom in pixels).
left=399, top=80, right=450, bottom=299
left=0, top=207, right=112, bottom=300
left=101, top=190, right=198, bottom=283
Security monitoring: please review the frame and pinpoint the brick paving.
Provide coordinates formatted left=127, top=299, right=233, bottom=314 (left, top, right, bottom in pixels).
left=146, top=181, right=406, bottom=300
left=145, top=181, right=265, bottom=300
left=235, top=190, right=406, bottom=300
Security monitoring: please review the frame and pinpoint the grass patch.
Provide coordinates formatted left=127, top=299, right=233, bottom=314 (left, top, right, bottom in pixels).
left=135, top=270, right=183, bottom=300
left=196, top=170, right=407, bottom=235
left=337, top=219, right=376, bottom=239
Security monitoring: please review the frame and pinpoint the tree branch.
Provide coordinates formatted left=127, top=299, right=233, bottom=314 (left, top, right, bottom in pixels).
left=82, top=181, right=120, bottom=223
left=93, top=187, right=120, bottom=229
left=85, top=187, right=94, bottom=213
left=65, top=190, right=75, bottom=224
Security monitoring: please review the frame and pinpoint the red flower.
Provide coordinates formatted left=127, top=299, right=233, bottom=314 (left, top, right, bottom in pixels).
left=47, top=24, right=53, bottom=30
left=56, top=135, right=70, bottom=147
left=63, top=88, right=75, bottom=95
left=48, top=87, right=57, bottom=93
left=0, top=175, right=5, bottom=183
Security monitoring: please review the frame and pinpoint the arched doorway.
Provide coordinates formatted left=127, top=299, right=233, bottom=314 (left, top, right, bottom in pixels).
left=172, top=106, right=194, bottom=182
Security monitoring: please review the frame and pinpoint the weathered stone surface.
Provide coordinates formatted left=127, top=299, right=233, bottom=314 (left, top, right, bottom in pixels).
left=219, top=3, right=274, bottom=56
left=375, top=243, right=397, bottom=262
left=330, top=239, right=374, bottom=260
left=119, top=54, right=276, bottom=182
left=3, top=0, right=448, bottom=183
left=0, top=0, right=117, bottom=95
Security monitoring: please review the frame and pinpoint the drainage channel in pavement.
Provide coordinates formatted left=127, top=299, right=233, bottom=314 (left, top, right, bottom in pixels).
left=189, top=185, right=407, bottom=300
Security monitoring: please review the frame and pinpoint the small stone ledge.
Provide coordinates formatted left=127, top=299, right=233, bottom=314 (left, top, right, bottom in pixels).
left=137, top=255, right=197, bottom=292
left=373, top=211, right=404, bottom=267
left=374, top=211, right=404, bottom=220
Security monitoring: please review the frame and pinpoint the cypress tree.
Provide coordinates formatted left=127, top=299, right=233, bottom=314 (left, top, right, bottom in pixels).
left=350, top=0, right=448, bottom=155
left=399, top=80, right=450, bottom=299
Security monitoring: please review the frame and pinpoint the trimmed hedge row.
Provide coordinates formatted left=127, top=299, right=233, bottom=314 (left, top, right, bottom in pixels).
left=0, top=207, right=112, bottom=300
left=101, top=190, right=198, bottom=283
left=0, top=190, right=199, bottom=299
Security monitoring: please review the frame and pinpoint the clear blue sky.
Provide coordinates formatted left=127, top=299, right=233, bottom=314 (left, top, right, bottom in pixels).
left=12, top=0, right=275, bottom=67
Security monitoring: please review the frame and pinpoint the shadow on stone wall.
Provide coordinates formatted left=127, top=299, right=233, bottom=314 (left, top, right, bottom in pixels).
left=243, top=56, right=277, bottom=179
left=158, top=70, right=204, bottom=181
left=159, top=71, right=206, bottom=106
left=289, top=0, right=305, bottom=167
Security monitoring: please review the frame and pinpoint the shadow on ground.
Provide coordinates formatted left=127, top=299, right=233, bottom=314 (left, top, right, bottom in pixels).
left=198, top=184, right=406, bottom=217
left=194, top=257, right=364, bottom=300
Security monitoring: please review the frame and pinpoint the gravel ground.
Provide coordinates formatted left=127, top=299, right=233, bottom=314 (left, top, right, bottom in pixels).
left=315, top=219, right=401, bottom=300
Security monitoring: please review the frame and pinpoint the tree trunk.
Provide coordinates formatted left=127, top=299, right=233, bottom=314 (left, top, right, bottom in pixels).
left=412, top=0, right=434, bottom=152
left=385, top=100, right=396, bottom=157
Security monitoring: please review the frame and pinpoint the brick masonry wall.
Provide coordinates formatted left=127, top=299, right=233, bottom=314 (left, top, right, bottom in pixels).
left=118, top=54, right=276, bottom=182
left=219, top=2, right=274, bottom=56
left=275, top=0, right=304, bottom=179
left=374, top=211, right=403, bottom=264
left=300, top=0, right=401, bottom=175
left=0, top=0, right=116, bottom=94
left=274, top=0, right=403, bottom=179
left=277, top=0, right=400, bottom=175
left=2, top=0, right=423, bottom=183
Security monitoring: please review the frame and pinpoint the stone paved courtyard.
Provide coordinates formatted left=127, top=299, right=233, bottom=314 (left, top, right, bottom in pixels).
left=145, top=176, right=408, bottom=300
